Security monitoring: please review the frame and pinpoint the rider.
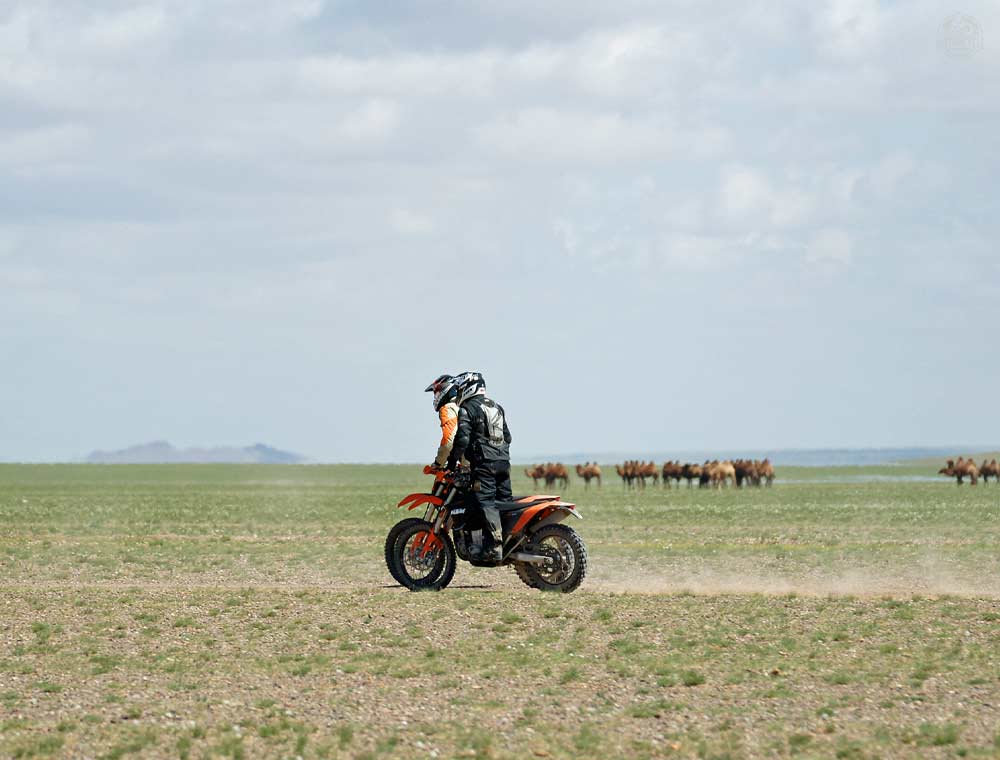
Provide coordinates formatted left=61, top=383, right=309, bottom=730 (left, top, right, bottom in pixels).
left=447, top=372, right=512, bottom=562
left=424, top=374, right=464, bottom=469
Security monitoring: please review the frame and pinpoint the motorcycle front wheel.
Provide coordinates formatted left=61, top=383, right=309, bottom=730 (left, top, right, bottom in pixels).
left=389, top=520, right=457, bottom=591
left=384, top=517, right=427, bottom=586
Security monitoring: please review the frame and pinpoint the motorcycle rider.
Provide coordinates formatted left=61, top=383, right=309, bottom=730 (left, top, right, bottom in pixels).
left=447, top=372, right=512, bottom=562
left=424, top=374, right=464, bottom=469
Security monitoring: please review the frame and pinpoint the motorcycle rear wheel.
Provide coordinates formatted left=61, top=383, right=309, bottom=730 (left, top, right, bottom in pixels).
left=390, top=520, right=457, bottom=591
left=514, top=524, right=587, bottom=593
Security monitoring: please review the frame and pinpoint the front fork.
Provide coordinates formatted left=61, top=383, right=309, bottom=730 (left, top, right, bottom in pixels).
left=415, top=485, right=455, bottom=557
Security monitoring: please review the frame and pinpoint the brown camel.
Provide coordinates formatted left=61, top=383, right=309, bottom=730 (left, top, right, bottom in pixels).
left=544, top=462, right=570, bottom=489
left=680, top=463, right=702, bottom=488
left=939, top=457, right=979, bottom=485
left=635, top=461, right=658, bottom=488
left=758, top=458, right=775, bottom=487
left=661, top=461, right=682, bottom=488
left=524, top=464, right=545, bottom=488
left=733, top=459, right=755, bottom=488
left=698, top=460, right=716, bottom=488
left=979, top=458, right=1000, bottom=484
left=616, top=461, right=644, bottom=489
left=575, top=462, right=602, bottom=489
left=702, top=460, right=736, bottom=488
left=719, top=460, right=737, bottom=488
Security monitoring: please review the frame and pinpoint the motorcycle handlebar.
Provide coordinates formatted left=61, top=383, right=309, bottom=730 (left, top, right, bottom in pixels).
left=422, top=464, right=467, bottom=477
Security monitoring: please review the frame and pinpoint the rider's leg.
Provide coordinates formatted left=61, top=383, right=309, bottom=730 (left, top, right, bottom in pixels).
left=495, top=460, right=513, bottom=502
left=472, top=463, right=502, bottom=561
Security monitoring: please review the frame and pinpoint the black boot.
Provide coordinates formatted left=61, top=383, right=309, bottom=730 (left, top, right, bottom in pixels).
left=480, top=533, right=502, bottom=562
left=481, top=506, right=503, bottom=562
left=469, top=530, right=502, bottom=562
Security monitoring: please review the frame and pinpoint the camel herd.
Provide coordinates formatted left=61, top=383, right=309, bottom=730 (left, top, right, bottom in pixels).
left=524, top=463, right=571, bottom=488
left=938, top=457, right=1000, bottom=485
left=523, top=455, right=999, bottom=489
left=523, top=463, right=603, bottom=489
left=522, top=458, right=776, bottom=490
left=616, top=459, right=775, bottom=489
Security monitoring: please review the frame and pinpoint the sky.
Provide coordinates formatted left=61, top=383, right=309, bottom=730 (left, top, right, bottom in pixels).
left=1, top=0, right=998, bottom=462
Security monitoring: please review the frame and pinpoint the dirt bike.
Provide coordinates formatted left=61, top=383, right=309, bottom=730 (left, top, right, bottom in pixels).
left=384, top=465, right=587, bottom=592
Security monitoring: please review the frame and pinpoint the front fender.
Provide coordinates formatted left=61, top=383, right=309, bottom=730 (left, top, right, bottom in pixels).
left=397, top=493, right=443, bottom=511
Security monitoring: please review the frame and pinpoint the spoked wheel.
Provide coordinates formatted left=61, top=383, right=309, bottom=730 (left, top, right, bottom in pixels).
left=384, top=518, right=427, bottom=586
left=513, top=524, right=587, bottom=593
left=390, top=520, right=456, bottom=591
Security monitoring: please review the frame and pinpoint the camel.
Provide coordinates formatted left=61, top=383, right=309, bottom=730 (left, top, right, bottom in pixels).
left=616, top=461, right=647, bottom=489
left=635, top=461, right=659, bottom=488
left=979, top=458, right=1000, bottom=484
left=617, top=461, right=636, bottom=489
left=680, top=463, right=702, bottom=488
left=702, top=460, right=735, bottom=488
left=939, top=457, right=979, bottom=485
left=758, top=458, right=775, bottom=487
left=719, top=460, right=737, bottom=488
left=524, top=464, right=546, bottom=488
left=575, top=462, right=602, bottom=489
left=661, top=461, right=683, bottom=488
left=733, top=459, right=755, bottom=488
left=544, top=462, right=570, bottom=489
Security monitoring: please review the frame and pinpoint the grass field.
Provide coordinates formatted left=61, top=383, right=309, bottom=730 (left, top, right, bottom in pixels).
left=2, top=464, right=1000, bottom=759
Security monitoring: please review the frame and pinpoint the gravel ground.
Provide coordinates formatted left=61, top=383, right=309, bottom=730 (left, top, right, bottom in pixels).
left=3, top=585, right=1000, bottom=759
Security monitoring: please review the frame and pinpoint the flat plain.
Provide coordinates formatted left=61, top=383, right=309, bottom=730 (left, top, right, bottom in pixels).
left=2, top=463, right=1000, bottom=759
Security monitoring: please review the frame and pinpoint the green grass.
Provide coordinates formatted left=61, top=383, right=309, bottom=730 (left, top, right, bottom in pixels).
left=1, top=462, right=1000, bottom=758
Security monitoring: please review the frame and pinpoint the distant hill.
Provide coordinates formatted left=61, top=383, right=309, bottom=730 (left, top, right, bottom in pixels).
left=86, top=441, right=307, bottom=464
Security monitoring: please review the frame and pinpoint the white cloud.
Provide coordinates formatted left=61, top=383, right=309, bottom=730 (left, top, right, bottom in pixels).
left=805, top=228, right=853, bottom=270
left=78, top=5, right=169, bottom=54
left=815, top=0, right=888, bottom=60
left=477, top=107, right=726, bottom=165
left=296, top=22, right=716, bottom=105
left=720, top=166, right=772, bottom=218
left=297, top=51, right=502, bottom=98
left=389, top=209, right=435, bottom=236
left=0, top=124, right=91, bottom=170
left=719, top=165, right=814, bottom=230
left=336, top=99, right=401, bottom=142
left=477, top=108, right=674, bottom=163
left=868, top=151, right=916, bottom=199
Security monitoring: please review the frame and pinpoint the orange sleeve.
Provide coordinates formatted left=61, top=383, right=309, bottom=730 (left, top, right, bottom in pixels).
left=439, top=406, right=458, bottom=446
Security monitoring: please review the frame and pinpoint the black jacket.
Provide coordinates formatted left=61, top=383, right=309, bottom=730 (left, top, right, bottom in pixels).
left=448, top=394, right=512, bottom=468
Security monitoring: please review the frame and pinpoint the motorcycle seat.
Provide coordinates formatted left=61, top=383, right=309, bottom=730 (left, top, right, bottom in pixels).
left=495, top=495, right=559, bottom=513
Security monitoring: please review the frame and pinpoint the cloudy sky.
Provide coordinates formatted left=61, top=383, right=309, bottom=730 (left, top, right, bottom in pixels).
left=1, top=0, right=998, bottom=462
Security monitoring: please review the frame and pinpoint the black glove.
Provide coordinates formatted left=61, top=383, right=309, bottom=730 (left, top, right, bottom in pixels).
left=453, top=467, right=471, bottom=489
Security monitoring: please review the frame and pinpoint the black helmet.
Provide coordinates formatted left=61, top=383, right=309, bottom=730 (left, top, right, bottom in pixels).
left=455, top=371, right=486, bottom=405
left=425, top=374, right=459, bottom=411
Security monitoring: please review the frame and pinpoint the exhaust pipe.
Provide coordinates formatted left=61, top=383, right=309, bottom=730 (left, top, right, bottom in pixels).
left=510, top=552, right=550, bottom=565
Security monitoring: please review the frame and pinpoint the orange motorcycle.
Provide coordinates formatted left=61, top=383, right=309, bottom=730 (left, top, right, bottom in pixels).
left=384, top=466, right=587, bottom=592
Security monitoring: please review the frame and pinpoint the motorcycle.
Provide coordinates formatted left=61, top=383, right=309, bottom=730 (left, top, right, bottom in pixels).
left=384, top=466, right=587, bottom=592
